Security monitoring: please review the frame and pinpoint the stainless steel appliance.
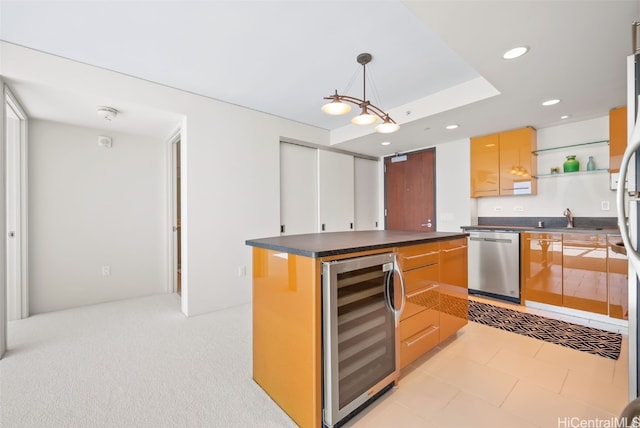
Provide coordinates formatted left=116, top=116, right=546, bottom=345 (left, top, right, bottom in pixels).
left=322, top=252, right=404, bottom=427
left=617, top=22, right=640, bottom=402
left=468, top=230, right=521, bottom=303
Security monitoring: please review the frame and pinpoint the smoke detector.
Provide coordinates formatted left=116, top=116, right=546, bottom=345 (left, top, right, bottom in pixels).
left=97, top=106, right=118, bottom=121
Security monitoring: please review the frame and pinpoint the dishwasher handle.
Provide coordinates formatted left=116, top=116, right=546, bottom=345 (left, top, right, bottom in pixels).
left=470, top=237, right=513, bottom=243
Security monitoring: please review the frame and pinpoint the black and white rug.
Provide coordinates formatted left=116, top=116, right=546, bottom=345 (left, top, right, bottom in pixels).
left=468, top=300, right=622, bottom=360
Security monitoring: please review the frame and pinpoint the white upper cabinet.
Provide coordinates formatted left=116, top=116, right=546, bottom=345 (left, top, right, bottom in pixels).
left=279, top=143, right=318, bottom=235
left=354, top=157, right=379, bottom=230
left=318, top=150, right=355, bottom=232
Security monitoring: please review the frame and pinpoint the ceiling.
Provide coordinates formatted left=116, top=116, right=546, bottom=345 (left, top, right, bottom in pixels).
left=1, top=1, right=639, bottom=158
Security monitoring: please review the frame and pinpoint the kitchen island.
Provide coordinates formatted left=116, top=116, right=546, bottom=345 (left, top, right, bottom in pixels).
left=246, top=230, right=468, bottom=428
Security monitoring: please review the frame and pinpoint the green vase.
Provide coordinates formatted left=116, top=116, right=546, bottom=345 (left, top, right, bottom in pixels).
left=563, top=155, right=579, bottom=172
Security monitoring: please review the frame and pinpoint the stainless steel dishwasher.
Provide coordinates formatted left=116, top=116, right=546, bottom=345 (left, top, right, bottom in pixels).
left=468, top=230, right=521, bottom=303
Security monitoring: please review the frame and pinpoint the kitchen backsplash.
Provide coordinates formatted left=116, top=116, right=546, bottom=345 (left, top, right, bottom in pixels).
left=477, top=216, right=618, bottom=229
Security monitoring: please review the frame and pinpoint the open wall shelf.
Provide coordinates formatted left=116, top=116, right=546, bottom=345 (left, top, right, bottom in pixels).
left=532, top=139, right=609, bottom=155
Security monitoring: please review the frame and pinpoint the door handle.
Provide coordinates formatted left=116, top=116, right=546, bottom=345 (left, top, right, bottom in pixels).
left=617, top=104, right=640, bottom=274
left=420, top=219, right=433, bottom=227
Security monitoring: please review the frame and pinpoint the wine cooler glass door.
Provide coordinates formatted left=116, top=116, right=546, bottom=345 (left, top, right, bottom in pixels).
left=322, top=252, right=399, bottom=427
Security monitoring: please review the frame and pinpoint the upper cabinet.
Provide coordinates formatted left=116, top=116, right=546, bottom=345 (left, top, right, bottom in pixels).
left=470, top=133, right=500, bottom=197
left=470, top=127, right=537, bottom=198
left=609, top=106, right=627, bottom=173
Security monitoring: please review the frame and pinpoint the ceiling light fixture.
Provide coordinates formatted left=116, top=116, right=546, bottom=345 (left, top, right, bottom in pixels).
left=322, top=53, right=399, bottom=134
left=503, top=46, right=529, bottom=60
left=445, top=124, right=459, bottom=130
left=561, top=115, right=570, bottom=119
left=542, top=99, right=561, bottom=106
left=97, top=106, right=119, bottom=121
left=381, top=141, right=391, bottom=146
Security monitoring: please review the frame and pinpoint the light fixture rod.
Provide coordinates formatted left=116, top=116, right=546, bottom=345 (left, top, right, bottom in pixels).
left=321, top=52, right=398, bottom=132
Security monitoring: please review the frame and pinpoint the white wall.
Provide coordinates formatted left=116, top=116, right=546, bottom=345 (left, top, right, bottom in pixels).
left=1, top=42, right=328, bottom=317
left=436, top=138, right=474, bottom=232
left=476, top=116, right=615, bottom=219
left=29, top=120, right=167, bottom=314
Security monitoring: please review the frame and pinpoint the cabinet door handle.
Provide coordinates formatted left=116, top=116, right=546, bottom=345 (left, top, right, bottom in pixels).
left=404, top=251, right=439, bottom=260
left=441, top=246, right=466, bottom=253
left=406, top=284, right=439, bottom=299
left=404, top=325, right=439, bottom=347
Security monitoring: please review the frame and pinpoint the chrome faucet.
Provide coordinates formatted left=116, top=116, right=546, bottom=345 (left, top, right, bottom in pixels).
left=563, top=208, right=574, bottom=228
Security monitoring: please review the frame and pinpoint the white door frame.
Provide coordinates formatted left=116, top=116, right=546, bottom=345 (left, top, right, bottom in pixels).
left=4, top=86, right=28, bottom=321
left=166, top=128, right=181, bottom=294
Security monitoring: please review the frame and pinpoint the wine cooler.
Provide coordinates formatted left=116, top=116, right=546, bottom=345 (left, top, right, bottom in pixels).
left=322, top=252, right=403, bottom=427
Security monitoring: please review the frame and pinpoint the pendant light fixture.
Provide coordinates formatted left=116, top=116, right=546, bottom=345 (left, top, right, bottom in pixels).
left=322, top=53, right=399, bottom=134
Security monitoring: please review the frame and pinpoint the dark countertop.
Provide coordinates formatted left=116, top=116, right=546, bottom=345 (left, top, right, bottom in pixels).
left=461, top=225, right=620, bottom=234
left=246, top=230, right=468, bottom=258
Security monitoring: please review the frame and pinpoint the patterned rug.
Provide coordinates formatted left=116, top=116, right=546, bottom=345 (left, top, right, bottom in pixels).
left=468, top=300, right=622, bottom=360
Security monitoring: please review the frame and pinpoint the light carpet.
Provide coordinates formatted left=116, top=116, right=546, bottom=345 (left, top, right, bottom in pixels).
left=0, top=294, right=296, bottom=427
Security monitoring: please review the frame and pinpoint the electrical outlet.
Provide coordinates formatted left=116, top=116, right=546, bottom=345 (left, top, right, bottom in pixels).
left=601, top=200, right=610, bottom=211
left=494, top=206, right=504, bottom=212
left=238, top=266, right=246, bottom=277
left=514, top=206, right=524, bottom=212
left=102, top=265, right=110, bottom=276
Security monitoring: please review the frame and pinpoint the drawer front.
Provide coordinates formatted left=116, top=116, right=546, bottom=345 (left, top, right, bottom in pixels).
left=401, top=284, right=440, bottom=321
left=525, top=232, right=562, bottom=241
left=439, top=238, right=467, bottom=252
left=398, top=242, right=439, bottom=271
left=399, top=308, right=440, bottom=368
left=399, top=307, right=439, bottom=341
left=403, top=264, right=439, bottom=296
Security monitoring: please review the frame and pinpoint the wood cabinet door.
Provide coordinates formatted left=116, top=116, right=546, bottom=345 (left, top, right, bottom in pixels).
left=562, top=233, right=608, bottom=315
left=470, top=134, right=500, bottom=197
left=384, top=149, right=435, bottom=231
left=609, top=106, right=627, bottom=173
left=439, top=238, right=468, bottom=342
left=607, top=234, right=628, bottom=320
left=523, top=233, right=563, bottom=306
left=499, top=127, right=537, bottom=196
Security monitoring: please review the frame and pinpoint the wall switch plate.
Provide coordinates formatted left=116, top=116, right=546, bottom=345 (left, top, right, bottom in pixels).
left=494, top=206, right=504, bottom=212
left=601, top=201, right=610, bottom=211
left=238, top=266, right=246, bottom=277
left=514, top=206, right=524, bottom=212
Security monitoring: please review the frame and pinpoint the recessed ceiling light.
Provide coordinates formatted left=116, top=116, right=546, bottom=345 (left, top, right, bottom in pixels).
left=503, top=46, right=529, bottom=60
left=542, top=99, right=561, bottom=106
left=561, top=115, right=570, bottom=119
left=381, top=141, right=391, bottom=146
left=445, top=124, right=459, bottom=130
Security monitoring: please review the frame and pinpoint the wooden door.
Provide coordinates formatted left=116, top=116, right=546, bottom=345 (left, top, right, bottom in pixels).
left=384, top=149, right=436, bottom=231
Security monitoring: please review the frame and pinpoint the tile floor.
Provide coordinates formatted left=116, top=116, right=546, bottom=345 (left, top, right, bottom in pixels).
left=346, top=297, right=630, bottom=428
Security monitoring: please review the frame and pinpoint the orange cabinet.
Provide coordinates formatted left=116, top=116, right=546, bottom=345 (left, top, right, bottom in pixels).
left=609, top=106, right=627, bottom=173
left=396, top=238, right=469, bottom=368
left=522, top=232, right=563, bottom=306
left=470, top=133, right=500, bottom=197
left=499, top=127, right=537, bottom=196
left=438, top=238, right=468, bottom=342
left=562, top=233, right=608, bottom=315
left=396, top=242, right=441, bottom=369
left=470, top=127, right=537, bottom=197
left=607, top=235, right=628, bottom=320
